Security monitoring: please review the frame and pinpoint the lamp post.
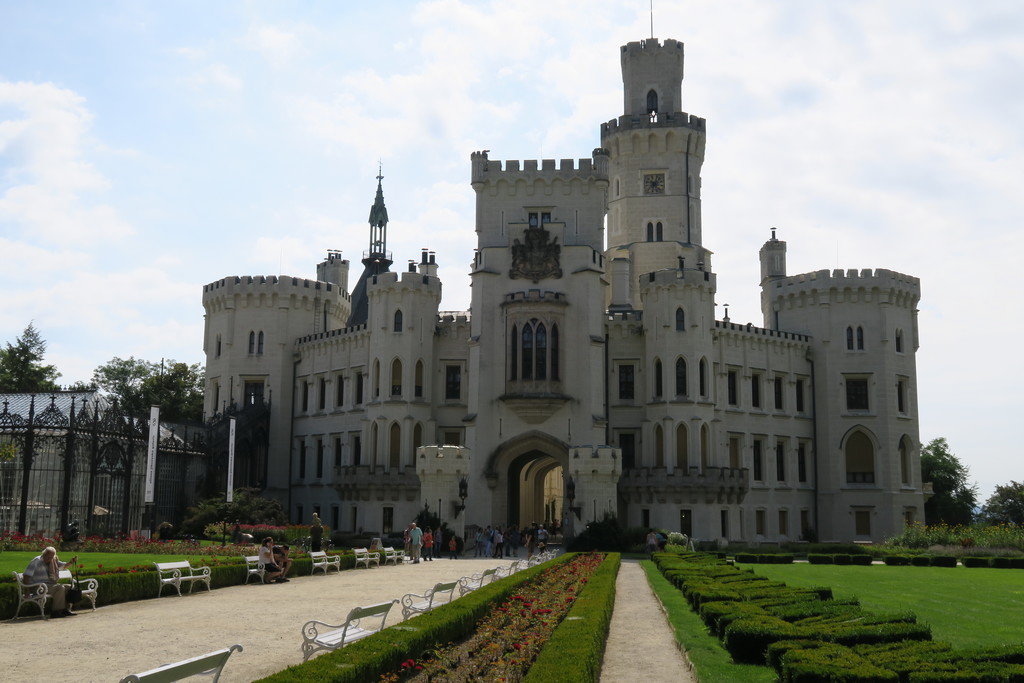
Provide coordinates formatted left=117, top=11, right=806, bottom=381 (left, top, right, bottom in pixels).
left=566, top=476, right=581, bottom=520
left=453, top=477, right=468, bottom=517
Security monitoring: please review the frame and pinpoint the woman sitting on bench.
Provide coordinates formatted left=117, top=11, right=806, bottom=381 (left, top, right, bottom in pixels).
left=258, top=537, right=285, bottom=583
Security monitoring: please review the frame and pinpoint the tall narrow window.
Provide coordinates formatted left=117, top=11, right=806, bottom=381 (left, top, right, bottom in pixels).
left=391, top=358, right=402, bottom=397
left=394, top=310, right=403, bottom=332
left=336, top=375, right=345, bottom=407
left=699, top=359, right=707, bottom=397
left=389, top=423, right=401, bottom=468
left=656, top=222, right=663, bottom=241
left=774, top=377, right=783, bottom=410
left=776, top=442, right=786, bottom=482
left=356, top=372, right=364, bottom=404
left=654, top=425, right=665, bottom=467
left=727, top=370, right=737, bottom=405
left=302, top=381, right=309, bottom=412
left=654, top=359, right=663, bottom=398
left=316, top=439, right=324, bottom=478
left=895, top=329, right=904, bottom=353
left=334, top=437, right=342, bottom=468
left=798, top=443, right=808, bottom=483
left=618, top=365, right=635, bottom=400
left=856, top=326, right=865, bottom=350
left=353, top=434, right=361, bottom=466
left=550, top=324, right=559, bottom=380
left=646, top=222, right=654, bottom=242
left=216, top=335, right=222, bottom=357
left=415, top=360, right=424, bottom=398
left=675, top=358, right=687, bottom=396
left=298, top=441, right=307, bottom=479
left=535, top=323, right=547, bottom=380
left=373, top=360, right=380, bottom=398
left=846, top=326, right=854, bottom=350
left=753, top=440, right=763, bottom=481
left=646, top=89, right=658, bottom=114
left=751, top=374, right=761, bottom=408
left=675, top=308, right=685, bottom=331
left=248, top=331, right=256, bottom=354
left=257, top=331, right=264, bottom=354
left=509, top=324, right=518, bottom=380
left=900, top=436, right=911, bottom=485
left=445, top=365, right=461, bottom=400
left=897, top=378, right=906, bottom=413
left=522, top=325, right=534, bottom=380
left=676, top=423, right=688, bottom=468
left=318, top=377, right=326, bottom=410
left=795, top=379, right=805, bottom=412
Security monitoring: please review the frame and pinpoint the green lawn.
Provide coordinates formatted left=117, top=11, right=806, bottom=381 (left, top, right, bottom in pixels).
left=0, top=551, right=240, bottom=576
left=746, top=563, right=1024, bottom=648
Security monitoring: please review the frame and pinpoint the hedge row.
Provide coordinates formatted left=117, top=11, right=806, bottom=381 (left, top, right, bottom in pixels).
left=734, top=553, right=795, bottom=564
left=653, top=552, right=1024, bottom=681
left=1, top=551, right=356, bottom=620
left=522, top=553, right=621, bottom=683
left=807, top=553, right=874, bottom=565
left=256, top=553, right=614, bottom=683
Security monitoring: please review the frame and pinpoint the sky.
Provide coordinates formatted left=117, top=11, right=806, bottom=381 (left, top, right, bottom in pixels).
left=1, top=1, right=1021, bottom=503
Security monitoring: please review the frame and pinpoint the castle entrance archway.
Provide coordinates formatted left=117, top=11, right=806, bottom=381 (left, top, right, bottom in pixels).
left=507, top=451, right=563, bottom=528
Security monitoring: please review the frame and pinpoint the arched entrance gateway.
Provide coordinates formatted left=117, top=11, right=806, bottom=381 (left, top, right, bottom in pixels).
left=487, top=432, right=567, bottom=528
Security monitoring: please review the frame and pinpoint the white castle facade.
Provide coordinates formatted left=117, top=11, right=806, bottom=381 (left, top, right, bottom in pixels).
left=201, top=38, right=925, bottom=544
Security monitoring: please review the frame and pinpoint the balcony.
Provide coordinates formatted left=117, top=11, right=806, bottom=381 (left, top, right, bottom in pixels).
left=618, top=466, right=749, bottom=505
left=334, top=465, right=421, bottom=503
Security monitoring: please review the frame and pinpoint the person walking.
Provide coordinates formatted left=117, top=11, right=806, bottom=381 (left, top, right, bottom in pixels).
left=409, top=523, right=424, bottom=564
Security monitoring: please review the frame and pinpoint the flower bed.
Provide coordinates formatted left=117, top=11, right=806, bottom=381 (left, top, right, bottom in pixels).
left=382, top=553, right=607, bottom=682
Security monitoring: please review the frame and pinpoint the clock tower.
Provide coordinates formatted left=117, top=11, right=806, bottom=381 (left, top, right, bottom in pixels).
left=601, top=38, right=709, bottom=309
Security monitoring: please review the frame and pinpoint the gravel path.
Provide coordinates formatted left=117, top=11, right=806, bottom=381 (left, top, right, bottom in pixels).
left=2, top=554, right=697, bottom=682
left=600, top=559, right=697, bottom=683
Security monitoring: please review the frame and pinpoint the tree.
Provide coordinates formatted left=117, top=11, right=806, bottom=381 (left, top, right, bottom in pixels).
left=180, top=488, right=287, bottom=537
left=981, top=481, right=1024, bottom=526
left=0, top=322, right=61, bottom=393
left=921, top=437, right=978, bottom=526
left=92, top=357, right=204, bottom=422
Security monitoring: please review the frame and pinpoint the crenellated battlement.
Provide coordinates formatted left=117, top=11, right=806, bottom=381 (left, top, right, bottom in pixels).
left=471, top=149, right=609, bottom=186
left=600, top=111, right=706, bottom=139
left=366, top=270, right=443, bottom=297
left=203, top=275, right=351, bottom=303
left=714, top=320, right=811, bottom=343
left=768, top=268, right=920, bottom=303
left=638, top=266, right=715, bottom=290
left=502, top=290, right=568, bottom=305
left=295, top=323, right=368, bottom=346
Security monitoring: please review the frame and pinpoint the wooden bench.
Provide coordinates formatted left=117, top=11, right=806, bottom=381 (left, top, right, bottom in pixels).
left=154, top=560, right=211, bottom=597
left=309, top=550, right=342, bottom=575
left=353, top=547, right=380, bottom=569
left=382, top=546, right=404, bottom=565
left=458, top=567, right=498, bottom=596
left=119, top=644, right=242, bottom=682
left=244, top=555, right=267, bottom=584
left=300, top=600, right=397, bottom=662
left=59, top=568, right=99, bottom=611
left=400, top=580, right=459, bottom=620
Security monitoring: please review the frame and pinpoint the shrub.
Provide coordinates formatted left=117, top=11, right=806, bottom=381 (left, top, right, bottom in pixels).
left=931, top=555, right=958, bottom=568
left=833, top=554, right=852, bottom=565
left=808, top=553, right=834, bottom=565
left=911, top=555, right=932, bottom=567
left=884, top=555, right=911, bottom=566
left=735, top=553, right=759, bottom=564
left=992, top=557, right=1012, bottom=568
left=850, top=554, right=873, bottom=566
left=961, top=556, right=990, bottom=568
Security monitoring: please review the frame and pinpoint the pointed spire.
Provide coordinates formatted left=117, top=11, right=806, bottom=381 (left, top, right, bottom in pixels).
left=368, top=164, right=388, bottom=231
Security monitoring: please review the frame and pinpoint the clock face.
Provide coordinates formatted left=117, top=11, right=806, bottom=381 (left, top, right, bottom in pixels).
left=643, top=173, right=665, bottom=195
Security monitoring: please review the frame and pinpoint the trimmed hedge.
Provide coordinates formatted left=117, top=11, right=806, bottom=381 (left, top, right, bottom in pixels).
left=884, top=555, right=912, bottom=566
left=808, top=553, right=834, bottom=565
left=931, top=556, right=958, bottom=568
left=961, top=557, right=990, bottom=568
left=523, top=553, right=620, bottom=682
left=911, top=555, right=933, bottom=567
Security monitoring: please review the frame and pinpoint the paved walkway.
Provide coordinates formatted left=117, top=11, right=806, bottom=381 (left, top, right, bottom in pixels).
left=600, top=559, right=696, bottom=682
left=1, top=554, right=696, bottom=682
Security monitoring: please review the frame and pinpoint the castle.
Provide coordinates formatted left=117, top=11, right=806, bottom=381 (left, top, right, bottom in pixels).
left=201, top=37, right=925, bottom=544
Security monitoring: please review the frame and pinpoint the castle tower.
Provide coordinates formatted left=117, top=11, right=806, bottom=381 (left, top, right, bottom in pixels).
left=759, top=228, right=787, bottom=330
left=347, top=172, right=394, bottom=328
left=602, top=38, right=709, bottom=309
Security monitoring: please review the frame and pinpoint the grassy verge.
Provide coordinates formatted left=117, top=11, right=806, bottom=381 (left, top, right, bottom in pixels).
left=748, top=563, right=1024, bottom=648
left=640, top=560, right=775, bottom=683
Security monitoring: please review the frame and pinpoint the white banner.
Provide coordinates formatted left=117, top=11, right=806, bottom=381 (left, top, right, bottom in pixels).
left=144, top=406, right=160, bottom=504
left=226, top=417, right=236, bottom=503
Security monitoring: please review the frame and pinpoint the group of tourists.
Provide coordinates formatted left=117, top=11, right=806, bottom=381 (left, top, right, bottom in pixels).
left=402, top=522, right=456, bottom=563
left=474, top=523, right=550, bottom=560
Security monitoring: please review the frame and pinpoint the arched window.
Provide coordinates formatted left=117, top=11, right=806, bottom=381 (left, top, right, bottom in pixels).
left=675, top=357, right=687, bottom=396
left=522, top=325, right=534, bottom=380
left=656, top=222, right=663, bottom=241
left=551, top=324, right=560, bottom=380
left=899, top=436, right=912, bottom=485
left=414, top=360, right=424, bottom=398
left=846, top=326, right=854, bottom=350
left=653, top=359, right=663, bottom=398
left=675, top=423, right=688, bottom=469
left=257, top=331, right=264, bottom=354
left=675, top=308, right=685, bottom=331
left=509, top=325, right=518, bottom=380
left=394, top=309, right=403, bottom=332
left=699, top=358, right=708, bottom=397
left=390, top=358, right=402, bottom=397
left=646, top=89, right=658, bottom=115
left=845, top=431, right=875, bottom=484
left=646, top=222, right=654, bottom=242
left=856, top=326, right=865, bottom=350
left=372, top=360, right=380, bottom=398
left=248, top=331, right=256, bottom=354
left=536, top=323, right=547, bottom=380
left=389, top=422, right=401, bottom=469
left=654, top=424, right=665, bottom=467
